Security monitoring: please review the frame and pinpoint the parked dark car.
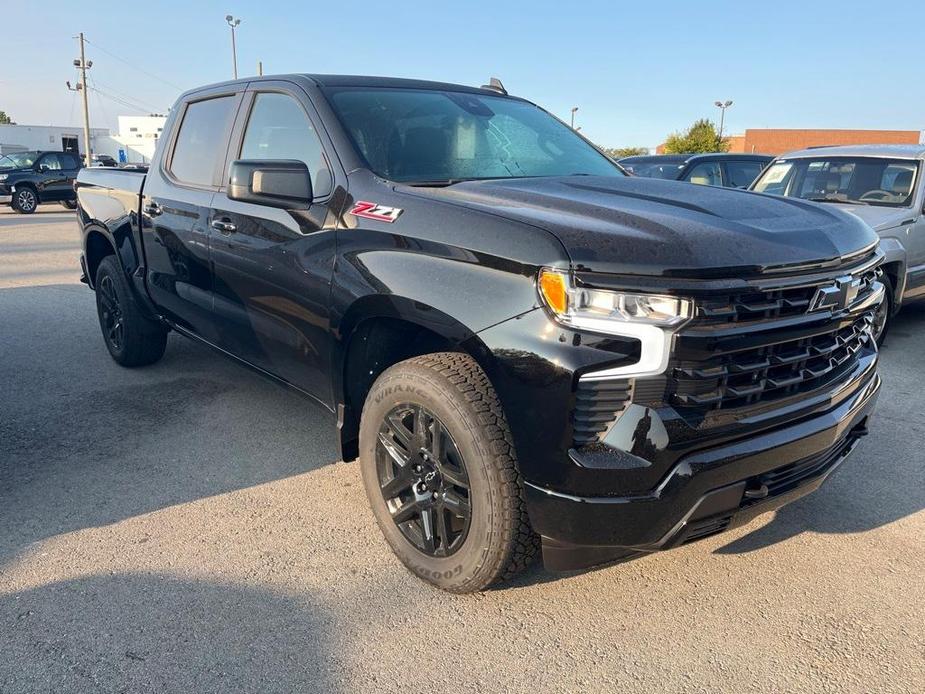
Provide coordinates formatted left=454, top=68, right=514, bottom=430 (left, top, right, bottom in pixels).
left=76, top=75, right=883, bottom=593
left=619, top=152, right=773, bottom=188
left=0, top=150, right=83, bottom=213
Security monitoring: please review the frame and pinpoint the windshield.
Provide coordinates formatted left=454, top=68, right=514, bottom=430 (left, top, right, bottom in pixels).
left=753, top=157, right=919, bottom=207
left=621, top=161, right=684, bottom=179
left=326, top=88, right=624, bottom=184
left=0, top=152, right=39, bottom=169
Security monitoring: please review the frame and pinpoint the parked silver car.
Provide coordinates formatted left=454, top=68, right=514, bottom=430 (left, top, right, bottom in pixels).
left=752, top=144, right=925, bottom=342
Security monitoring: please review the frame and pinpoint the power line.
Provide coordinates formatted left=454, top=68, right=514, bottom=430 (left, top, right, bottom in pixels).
left=89, top=86, right=156, bottom=115
left=82, top=37, right=184, bottom=91
left=91, top=78, right=164, bottom=113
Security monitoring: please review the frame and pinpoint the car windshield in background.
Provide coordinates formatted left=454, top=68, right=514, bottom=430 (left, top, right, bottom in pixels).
left=753, top=157, right=919, bottom=207
left=0, top=152, right=38, bottom=169
left=623, top=162, right=684, bottom=179
left=326, top=88, right=624, bottom=184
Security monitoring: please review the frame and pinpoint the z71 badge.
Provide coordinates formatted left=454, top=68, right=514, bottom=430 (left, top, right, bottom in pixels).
left=349, top=201, right=403, bottom=223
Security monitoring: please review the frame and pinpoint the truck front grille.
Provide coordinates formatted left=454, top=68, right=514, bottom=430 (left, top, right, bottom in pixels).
left=667, top=259, right=882, bottom=414
left=670, top=314, right=874, bottom=411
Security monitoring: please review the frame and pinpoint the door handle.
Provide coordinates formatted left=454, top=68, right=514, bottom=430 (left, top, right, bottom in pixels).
left=211, top=219, right=237, bottom=234
left=143, top=201, right=162, bottom=217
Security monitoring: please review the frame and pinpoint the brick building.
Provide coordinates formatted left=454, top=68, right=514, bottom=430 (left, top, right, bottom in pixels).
left=725, top=129, right=921, bottom=155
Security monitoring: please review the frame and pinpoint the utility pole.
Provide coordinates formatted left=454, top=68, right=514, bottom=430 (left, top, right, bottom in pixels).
left=75, top=33, right=92, bottom=167
left=226, top=15, right=241, bottom=79
left=570, top=106, right=579, bottom=130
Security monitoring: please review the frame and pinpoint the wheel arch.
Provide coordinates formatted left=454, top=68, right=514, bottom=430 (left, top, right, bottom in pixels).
left=878, top=237, right=907, bottom=311
left=333, top=294, right=495, bottom=462
left=84, top=227, right=117, bottom=288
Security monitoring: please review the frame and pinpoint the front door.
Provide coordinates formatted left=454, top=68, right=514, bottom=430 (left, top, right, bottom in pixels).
left=208, top=85, right=341, bottom=402
left=139, top=91, right=242, bottom=340
left=34, top=153, right=71, bottom=200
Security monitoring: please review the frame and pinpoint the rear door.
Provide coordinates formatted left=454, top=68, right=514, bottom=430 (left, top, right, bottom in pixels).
left=682, top=160, right=723, bottom=187
left=723, top=159, right=766, bottom=189
left=207, top=82, right=343, bottom=402
left=140, top=88, right=243, bottom=340
left=58, top=152, right=81, bottom=199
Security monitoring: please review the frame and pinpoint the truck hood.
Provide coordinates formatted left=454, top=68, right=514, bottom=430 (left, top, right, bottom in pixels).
left=818, top=202, right=915, bottom=232
left=405, top=176, right=878, bottom=276
left=0, top=166, right=29, bottom=174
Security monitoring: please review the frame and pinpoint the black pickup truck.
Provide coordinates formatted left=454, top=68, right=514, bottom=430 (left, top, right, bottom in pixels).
left=76, top=75, right=884, bottom=592
left=0, top=150, right=83, bottom=213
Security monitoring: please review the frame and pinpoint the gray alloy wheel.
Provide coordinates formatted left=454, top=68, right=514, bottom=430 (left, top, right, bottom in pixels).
left=13, top=188, right=38, bottom=214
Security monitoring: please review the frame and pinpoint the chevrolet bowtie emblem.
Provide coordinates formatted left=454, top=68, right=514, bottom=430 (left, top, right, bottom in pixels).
left=809, top=275, right=862, bottom=313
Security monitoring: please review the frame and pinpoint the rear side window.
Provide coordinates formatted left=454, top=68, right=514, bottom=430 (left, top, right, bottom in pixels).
left=169, top=96, right=237, bottom=186
left=58, top=153, right=79, bottom=169
left=725, top=161, right=764, bottom=188
left=685, top=161, right=722, bottom=186
left=239, top=92, right=332, bottom=197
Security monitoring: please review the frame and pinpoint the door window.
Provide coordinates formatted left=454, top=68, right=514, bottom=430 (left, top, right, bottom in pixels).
left=240, top=92, right=332, bottom=197
left=685, top=161, right=722, bottom=186
left=725, top=161, right=764, bottom=188
left=169, top=95, right=238, bottom=187
left=40, top=154, right=63, bottom=170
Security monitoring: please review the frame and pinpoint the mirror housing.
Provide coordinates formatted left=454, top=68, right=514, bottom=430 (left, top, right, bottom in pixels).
left=228, top=159, right=313, bottom=209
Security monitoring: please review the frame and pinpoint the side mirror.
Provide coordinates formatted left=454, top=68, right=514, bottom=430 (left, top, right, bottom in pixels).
left=228, top=159, right=312, bottom=209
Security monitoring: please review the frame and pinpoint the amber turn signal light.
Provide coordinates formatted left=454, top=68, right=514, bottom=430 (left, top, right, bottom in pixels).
left=539, top=269, right=568, bottom=315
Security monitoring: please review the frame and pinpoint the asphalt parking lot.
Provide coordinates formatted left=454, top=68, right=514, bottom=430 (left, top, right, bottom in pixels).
left=1, top=206, right=923, bottom=693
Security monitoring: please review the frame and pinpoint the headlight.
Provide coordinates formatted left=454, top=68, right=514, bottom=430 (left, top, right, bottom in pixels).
left=538, top=268, right=693, bottom=380
left=538, top=268, right=691, bottom=330
left=0, top=174, right=8, bottom=182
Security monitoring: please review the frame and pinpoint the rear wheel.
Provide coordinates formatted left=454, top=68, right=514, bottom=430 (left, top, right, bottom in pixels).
left=12, top=187, right=38, bottom=214
left=61, top=199, right=78, bottom=210
left=94, top=255, right=168, bottom=367
left=359, top=352, right=539, bottom=592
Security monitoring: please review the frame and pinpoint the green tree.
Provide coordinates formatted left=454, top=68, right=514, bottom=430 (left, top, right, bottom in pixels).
left=0, top=111, right=12, bottom=125
left=602, top=146, right=649, bottom=159
left=662, top=119, right=728, bottom=154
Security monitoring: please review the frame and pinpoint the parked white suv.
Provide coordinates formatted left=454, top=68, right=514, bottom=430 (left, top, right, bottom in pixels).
left=752, top=144, right=925, bottom=342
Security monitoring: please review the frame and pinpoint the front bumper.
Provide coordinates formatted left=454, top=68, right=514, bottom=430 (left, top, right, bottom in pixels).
left=527, top=368, right=880, bottom=570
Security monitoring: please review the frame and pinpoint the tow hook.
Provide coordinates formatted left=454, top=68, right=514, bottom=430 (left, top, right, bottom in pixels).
left=743, top=483, right=770, bottom=500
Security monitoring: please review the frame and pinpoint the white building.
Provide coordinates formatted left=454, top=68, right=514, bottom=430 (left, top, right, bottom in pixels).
left=0, top=124, right=109, bottom=158
left=0, top=114, right=168, bottom=164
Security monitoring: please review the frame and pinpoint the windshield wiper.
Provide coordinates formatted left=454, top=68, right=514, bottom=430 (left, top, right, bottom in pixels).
left=805, top=196, right=868, bottom=206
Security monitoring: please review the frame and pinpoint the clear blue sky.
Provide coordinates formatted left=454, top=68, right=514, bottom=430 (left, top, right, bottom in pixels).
left=2, top=0, right=922, bottom=149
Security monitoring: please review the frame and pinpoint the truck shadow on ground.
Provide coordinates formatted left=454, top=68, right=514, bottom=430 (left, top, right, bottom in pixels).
left=0, top=573, right=341, bottom=693
left=715, top=302, right=925, bottom=554
left=0, top=284, right=339, bottom=569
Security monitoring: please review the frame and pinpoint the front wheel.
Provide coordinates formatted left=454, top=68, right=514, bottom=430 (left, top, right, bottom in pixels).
left=359, top=352, right=539, bottom=592
left=12, top=187, right=38, bottom=214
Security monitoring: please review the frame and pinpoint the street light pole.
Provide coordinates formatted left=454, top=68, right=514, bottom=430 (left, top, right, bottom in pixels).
left=226, top=15, right=241, bottom=79
left=570, top=106, right=579, bottom=130
left=714, top=99, right=733, bottom=142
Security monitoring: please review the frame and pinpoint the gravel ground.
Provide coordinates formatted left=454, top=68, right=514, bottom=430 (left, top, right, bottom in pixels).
left=1, top=206, right=923, bottom=693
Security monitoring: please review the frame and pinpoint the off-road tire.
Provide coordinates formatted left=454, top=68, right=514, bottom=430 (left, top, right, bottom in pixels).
left=359, top=352, right=539, bottom=592
left=94, top=255, right=168, bottom=367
